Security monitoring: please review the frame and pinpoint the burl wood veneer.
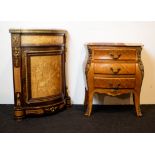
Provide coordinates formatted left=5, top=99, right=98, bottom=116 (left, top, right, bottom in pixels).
left=10, top=29, right=71, bottom=119
left=84, top=43, right=144, bottom=117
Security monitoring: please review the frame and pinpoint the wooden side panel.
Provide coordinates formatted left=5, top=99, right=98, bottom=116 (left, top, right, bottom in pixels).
left=21, top=35, right=64, bottom=46
left=30, top=55, right=62, bottom=98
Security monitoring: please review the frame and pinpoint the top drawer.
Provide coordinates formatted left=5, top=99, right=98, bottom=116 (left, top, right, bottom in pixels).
left=94, top=48, right=137, bottom=61
left=21, top=34, right=64, bottom=46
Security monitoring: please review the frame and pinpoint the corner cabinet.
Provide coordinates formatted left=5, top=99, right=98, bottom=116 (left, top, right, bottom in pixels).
left=10, top=29, right=71, bottom=119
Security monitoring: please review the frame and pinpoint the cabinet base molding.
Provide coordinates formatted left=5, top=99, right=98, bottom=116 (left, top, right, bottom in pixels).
left=14, top=98, right=71, bottom=119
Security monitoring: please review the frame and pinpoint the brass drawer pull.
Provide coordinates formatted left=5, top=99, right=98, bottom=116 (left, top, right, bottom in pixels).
left=109, top=83, right=121, bottom=89
left=110, top=67, right=121, bottom=74
left=115, top=83, right=121, bottom=89
left=109, top=53, right=121, bottom=59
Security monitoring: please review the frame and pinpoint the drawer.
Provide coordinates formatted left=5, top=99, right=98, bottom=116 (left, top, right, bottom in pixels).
left=94, top=48, right=136, bottom=60
left=21, top=34, right=64, bottom=46
left=94, top=77, right=135, bottom=89
left=94, top=63, right=135, bottom=75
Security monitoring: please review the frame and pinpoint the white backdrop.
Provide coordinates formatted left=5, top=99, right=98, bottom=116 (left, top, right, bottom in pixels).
left=0, top=21, right=155, bottom=105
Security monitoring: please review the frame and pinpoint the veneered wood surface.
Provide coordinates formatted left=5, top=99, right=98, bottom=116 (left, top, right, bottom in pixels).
left=94, top=48, right=136, bottom=60
left=94, top=63, right=135, bottom=74
left=30, top=55, right=62, bottom=98
left=94, top=77, right=135, bottom=88
left=14, top=67, right=21, bottom=92
left=21, top=35, right=64, bottom=46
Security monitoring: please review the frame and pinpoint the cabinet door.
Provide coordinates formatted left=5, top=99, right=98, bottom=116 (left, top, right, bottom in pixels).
left=22, top=48, right=64, bottom=105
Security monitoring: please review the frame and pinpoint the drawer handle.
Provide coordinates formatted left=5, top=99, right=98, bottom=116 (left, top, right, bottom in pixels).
left=115, top=83, right=121, bottom=89
left=109, top=83, right=121, bottom=89
left=110, top=67, right=121, bottom=74
left=109, top=53, right=121, bottom=59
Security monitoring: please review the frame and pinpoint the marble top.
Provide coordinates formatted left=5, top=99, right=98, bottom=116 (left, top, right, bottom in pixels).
left=87, top=42, right=144, bottom=47
left=9, top=29, right=67, bottom=34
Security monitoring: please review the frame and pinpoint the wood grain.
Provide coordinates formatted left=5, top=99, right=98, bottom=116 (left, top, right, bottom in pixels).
left=30, top=55, right=62, bottom=98
left=14, top=67, right=21, bottom=92
left=21, top=35, right=64, bottom=46
left=94, top=63, right=135, bottom=74
left=94, top=77, right=135, bottom=88
left=94, top=48, right=136, bottom=60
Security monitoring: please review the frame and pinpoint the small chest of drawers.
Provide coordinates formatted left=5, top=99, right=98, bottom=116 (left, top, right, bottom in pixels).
left=84, top=43, right=144, bottom=117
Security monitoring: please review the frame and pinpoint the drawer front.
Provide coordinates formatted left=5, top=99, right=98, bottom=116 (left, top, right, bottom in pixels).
left=94, top=48, right=136, bottom=60
left=94, top=63, right=135, bottom=75
left=21, top=34, right=64, bottom=46
left=94, top=77, right=135, bottom=89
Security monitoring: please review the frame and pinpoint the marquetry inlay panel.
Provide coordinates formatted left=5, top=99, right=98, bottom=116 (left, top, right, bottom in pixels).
left=21, top=35, right=64, bottom=46
left=30, top=55, right=62, bottom=98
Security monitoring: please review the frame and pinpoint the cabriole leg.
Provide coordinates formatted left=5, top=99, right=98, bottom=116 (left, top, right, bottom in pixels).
left=133, top=92, right=142, bottom=117
left=84, top=91, right=93, bottom=116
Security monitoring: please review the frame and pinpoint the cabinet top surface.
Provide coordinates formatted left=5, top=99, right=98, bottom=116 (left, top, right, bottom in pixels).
left=87, top=42, right=143, bottom=47
left=9, top=29, right=67, bottom=34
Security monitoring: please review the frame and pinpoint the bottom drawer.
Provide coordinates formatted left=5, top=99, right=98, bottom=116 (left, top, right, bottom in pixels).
left=94, top=77, right=135, bottom=89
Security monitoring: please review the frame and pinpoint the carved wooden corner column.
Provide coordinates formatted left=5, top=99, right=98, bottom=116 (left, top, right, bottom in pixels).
left=84, top=43, right=144, bottom=117
left=10, top=29, right=71, bottom=120
left=11, top=34, right=25, bottom=119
